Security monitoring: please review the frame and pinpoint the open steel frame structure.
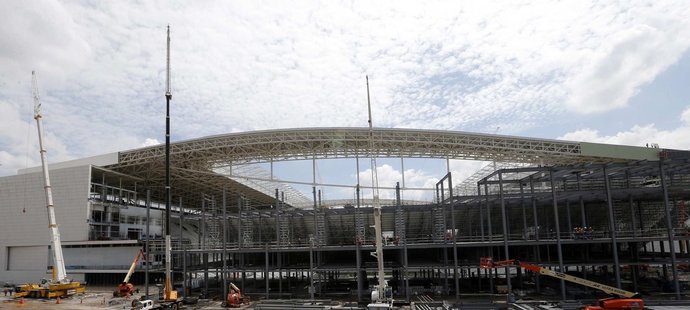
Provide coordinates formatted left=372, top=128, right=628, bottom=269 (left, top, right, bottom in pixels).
left=108, top=127, right=660, bottom=207
left=98, top=127, right=690, bottom=303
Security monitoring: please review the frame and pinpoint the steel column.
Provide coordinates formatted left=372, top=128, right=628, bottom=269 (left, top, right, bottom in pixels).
left=448, top=174, right=459, bottom=301
left=659, top=161, right=681, bottom=299
left=145, top=189, right=150, bottom=298
left=529, top=177, right=540, bottom=293
left=603, top=166, right=622, bottom=289
left=222, top=190, right=228, bottom=301
left=549, top=170, right=566, bottom=300
left=265, top=245, right=269, bottom=299
left=499, top=172, right=512, bottom=298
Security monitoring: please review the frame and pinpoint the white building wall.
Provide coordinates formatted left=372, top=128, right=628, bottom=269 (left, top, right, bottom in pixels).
left=63, top=246, right=141, bottom=270
left=117, top=207, right=164, bottom=239
left=0, top=165, right=90, bottom=284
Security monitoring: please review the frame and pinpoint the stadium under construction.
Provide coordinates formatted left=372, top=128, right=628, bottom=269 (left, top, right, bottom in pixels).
left=2, top=127, right=690, bottom=304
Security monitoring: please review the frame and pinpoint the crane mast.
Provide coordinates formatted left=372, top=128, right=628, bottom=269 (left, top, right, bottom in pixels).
left=163, top=25, right=176, bottom=301
left=32, top=71, right=68, bottom=283
left=366, top=76, right=387, bottom=304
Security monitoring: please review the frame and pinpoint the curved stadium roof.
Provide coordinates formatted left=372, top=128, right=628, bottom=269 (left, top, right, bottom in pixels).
left=107, top=127, right=662, bottom=209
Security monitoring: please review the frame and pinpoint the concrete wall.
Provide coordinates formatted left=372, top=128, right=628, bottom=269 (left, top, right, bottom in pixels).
left=0, top=165, right=91, bottom=284
left=117, top=207, right=164, bottom=239
left=63, top=246, right=141, bottom=270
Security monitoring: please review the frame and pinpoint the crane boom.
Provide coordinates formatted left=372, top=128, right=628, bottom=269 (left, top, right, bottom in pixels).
left=481, top=258, right=639, bottom=298
left=365, top=77, right=391, bottom=309
left=123, top=249, right=145, bottom=283
left=163, top=25, right=177, bottom=302
left=32, top=71, right=68, bottom=283
left=366, top=77, right=385, bottom=294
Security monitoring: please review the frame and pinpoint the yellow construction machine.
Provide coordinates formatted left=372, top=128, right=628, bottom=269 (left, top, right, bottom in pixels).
left=15, top=72, right=86, bottom=299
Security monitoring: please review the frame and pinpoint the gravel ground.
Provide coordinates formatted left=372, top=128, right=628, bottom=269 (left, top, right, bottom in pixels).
left=0, top=285, right=227, bottom=309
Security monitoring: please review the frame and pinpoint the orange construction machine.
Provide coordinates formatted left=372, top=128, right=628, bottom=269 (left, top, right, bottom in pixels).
left=113, top=249, right=145, bottom=297
left=480, top=257, right=644, bottom=310
left=224, top=282, right=247, bottom=308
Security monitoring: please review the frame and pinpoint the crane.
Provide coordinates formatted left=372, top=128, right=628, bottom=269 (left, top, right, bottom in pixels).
left=15, top=71, right=85, bottom=298
left=114, top=249, right=145, bottom=297
left=365, top=76, right=393, bottom=310
left=162, top=24, right=177, bottom=304
left=480, top=257, right=644, bottom=310
left=133, top=26, right=184, bottom=310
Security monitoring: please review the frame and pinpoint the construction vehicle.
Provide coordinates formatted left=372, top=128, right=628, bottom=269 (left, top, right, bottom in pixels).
left=223, top=282, right=248, bottom=307
left=114, top=249, right=145, bottom=297
left=14, top=72, right=86, bottom=299
left=480, top=257, right=644, bottom=310
left=131, top=299, right=155, bottom=310
left=364, top=77, right=394, bottom=310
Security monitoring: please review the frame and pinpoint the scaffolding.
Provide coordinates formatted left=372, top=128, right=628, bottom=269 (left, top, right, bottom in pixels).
left=432, top=206, right=446, bottom=243
left=314, top=209, right=327, bottom=247
left=140, top=158, right=690, bottom=301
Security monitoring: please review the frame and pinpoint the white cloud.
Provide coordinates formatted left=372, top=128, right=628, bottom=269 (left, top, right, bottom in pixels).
left=357, top=164, right=440, bottom=202
left=682, top=107, right=690, bottom=124
left=1, top=1, right=689, bottom=179
left=559, top=106, right=690, bottom=150
left=140, top=138, right=161, bottom=147
left=566, top=21, right=690, bottom=113
left=449, top=160, right=489, bottom=185
left=352, top=160, right=490, bottom=202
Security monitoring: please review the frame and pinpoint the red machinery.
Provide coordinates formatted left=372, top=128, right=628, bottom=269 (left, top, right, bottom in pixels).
left=115, top=282, right=135, bottom=298
left=225, top=282, right=248, bottom=308
left=113, top=249, right=145, bottom=297
left=480, top=257, right=644, bottom=310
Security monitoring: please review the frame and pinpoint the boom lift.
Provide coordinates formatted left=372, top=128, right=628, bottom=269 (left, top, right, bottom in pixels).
left=114, top=249, right=145, bottom=297
left=480, top=257, right=644, bottom=310
left=223, top=282, right=248, bottom=308
left=14, top=71, right=86, bottom=299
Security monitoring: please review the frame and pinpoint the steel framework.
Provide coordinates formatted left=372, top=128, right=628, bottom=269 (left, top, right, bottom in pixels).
left=108, top=127, right=663, bottom=208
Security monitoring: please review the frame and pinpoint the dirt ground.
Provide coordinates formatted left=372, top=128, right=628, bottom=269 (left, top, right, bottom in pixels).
left=0, top=285, right=228, bottom=310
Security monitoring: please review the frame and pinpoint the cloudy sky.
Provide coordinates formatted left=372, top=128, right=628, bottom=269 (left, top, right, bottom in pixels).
left=1, top=1, right=690, bottom=201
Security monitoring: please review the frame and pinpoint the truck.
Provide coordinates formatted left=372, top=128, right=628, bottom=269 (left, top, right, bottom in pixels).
left=480, top=257, right=644, bottom=310
left=131, top=298, right=184, bottom=310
